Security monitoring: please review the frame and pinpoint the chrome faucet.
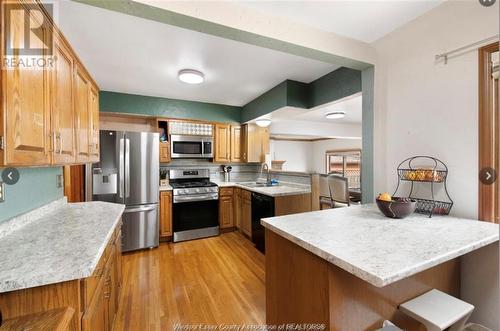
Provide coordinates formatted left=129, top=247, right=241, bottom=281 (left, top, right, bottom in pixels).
left=261, top=163, right=271, bottom=185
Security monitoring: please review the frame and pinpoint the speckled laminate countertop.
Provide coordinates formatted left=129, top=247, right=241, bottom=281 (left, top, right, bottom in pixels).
left=0, top=200, right=125, bottom=293
left=213, top=181, right=311, bottom=197
left=261, top=204, right=499, bottom=287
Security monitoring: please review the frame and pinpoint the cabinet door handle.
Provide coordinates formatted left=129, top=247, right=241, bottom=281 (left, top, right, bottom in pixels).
left=58, top=133, right=62, bottom=155
left=50, top=133, right=55, bottom=153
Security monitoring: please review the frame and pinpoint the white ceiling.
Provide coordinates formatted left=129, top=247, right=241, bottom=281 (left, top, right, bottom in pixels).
left=56, top=1, right=339, bottom=106
left=269, top=93, right=362, bottom=124
left=237, top=0, right=443, bottom=43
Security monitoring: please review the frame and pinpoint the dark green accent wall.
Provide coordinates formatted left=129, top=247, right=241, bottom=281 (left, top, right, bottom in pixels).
left=286, top=80, right=310, bottom=108
left=0, top=167, right=63, bottom=223
left=100, top=91, right=241, bottom=123
left=309, top=67, right=362, bottom=107
left=241, top=81, right=288, bottom=122
left=241, top=67, right=362, bottom=122
left=361, top=67, right=374, bottom=204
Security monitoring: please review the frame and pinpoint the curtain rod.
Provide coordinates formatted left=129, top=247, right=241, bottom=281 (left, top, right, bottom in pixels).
left=435, top=35, right=499, bottom=64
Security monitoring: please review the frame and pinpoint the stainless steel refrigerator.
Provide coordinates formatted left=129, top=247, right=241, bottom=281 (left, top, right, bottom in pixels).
left=90, top=130, right=159, bottom=252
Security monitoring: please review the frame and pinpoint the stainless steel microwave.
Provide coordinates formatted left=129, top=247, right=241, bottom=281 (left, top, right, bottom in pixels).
left=170, top=134, right=213, bottom=159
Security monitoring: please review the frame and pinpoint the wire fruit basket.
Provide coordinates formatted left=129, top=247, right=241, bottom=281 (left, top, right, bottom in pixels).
left=393, top=156, right=453, bottom=218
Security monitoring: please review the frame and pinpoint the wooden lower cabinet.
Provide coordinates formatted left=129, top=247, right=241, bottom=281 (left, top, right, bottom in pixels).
left=0, top=222, right=122, bottom=331
left=160, top=142, right=171, bottom=163
left=219, top=188, right=234, bottom=229
left=241, top=195, right=252, bottom=237
left=160, top=191, right=173, bottom=238
left=234, top=188, right=242, bottom=229
left=82, top=276, right=107, bottom=331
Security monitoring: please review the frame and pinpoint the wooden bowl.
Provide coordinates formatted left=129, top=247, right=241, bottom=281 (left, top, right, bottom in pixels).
left=376, top=198, right=416, bottom=219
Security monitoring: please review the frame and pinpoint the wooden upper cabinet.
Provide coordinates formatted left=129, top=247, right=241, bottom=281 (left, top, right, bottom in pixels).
left=230, top=125, right=243, bottom=163
left=2, top=10, right=51, bottom=166
left=244, top=124, right=270, bottom=163
left=159, top=142, right=171, bottom=163
left=74, top=64, right=91, bottom=163
left=51, top=36, right=76, bottom=164
left=0, top=1, right=99, bottom=166
left=214, top=124, right=231, bottom=162
left=89, top=85, right=99, bottom=162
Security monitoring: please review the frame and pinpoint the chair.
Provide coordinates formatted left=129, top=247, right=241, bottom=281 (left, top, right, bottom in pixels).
left=399, top=289, right=475, bottom=331
left=319, top=174, right=351, bottom=209
left=327, top=174, right=350, bottom=208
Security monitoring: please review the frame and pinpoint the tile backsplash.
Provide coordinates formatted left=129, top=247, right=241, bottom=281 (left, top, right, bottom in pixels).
left=161, top=159, right=261, bottom=182
left=161, top=159, right=312, bottom=185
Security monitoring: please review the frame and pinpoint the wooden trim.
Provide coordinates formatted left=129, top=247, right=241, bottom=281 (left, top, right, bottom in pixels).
left=310, top=174, right=320, bottom=211
left=0, top=280, right=82, bottom=331
left=325, top=148, right=362, bottom=154
left=270, top=137, right=333, bottom=142
left=478, top=43, right=499, bottom=223
left=0, top=0, right=5, bottom=166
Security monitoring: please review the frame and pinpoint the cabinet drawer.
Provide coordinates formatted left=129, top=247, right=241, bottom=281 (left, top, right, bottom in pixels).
left=82, top=222, right=120, bottom=309
left=219, top=187, right=234, bottom=197
left=241, top=189, right=252, bottom=201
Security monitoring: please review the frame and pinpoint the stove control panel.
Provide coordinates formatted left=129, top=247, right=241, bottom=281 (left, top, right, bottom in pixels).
left=173, top=186, right=219, bottom=196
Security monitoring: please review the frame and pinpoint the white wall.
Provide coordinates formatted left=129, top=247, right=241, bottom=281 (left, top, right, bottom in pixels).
left=269, top=140, right=313, bottom=172
left=372, top=2, right=499, bottom=329
left=270, top=120, right=362, bottom=139
left=269, top=138, right=362, bottom=173
left=372, top=0, right=498, bottom=220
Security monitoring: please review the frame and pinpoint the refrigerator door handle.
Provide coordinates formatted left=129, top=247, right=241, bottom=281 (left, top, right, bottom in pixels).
left=119, top=138, right=125, bottom=198
left=124, top=204, right=157, bottom=213
left=125, top=138, right=131, bottom=198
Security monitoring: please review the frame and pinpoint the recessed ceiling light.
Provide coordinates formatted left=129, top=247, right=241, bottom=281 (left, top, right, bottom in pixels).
left=178, top=69, right=204, bottom=84
left=325, top=111, right=346, bottom=120
left=256, top=118, right=272, bottom=127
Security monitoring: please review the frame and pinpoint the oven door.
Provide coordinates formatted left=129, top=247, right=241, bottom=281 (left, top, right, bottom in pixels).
left=171, top=135, right=212, bottom=158
left=173, top=199, right=219, bottom=242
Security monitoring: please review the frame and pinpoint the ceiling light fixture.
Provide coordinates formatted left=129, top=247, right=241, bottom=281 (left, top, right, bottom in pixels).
left=178, top=69, right=204, bottom=84
left=255, top=118, right=272, bottom=127
left=325, top=111, right=346, bottom=120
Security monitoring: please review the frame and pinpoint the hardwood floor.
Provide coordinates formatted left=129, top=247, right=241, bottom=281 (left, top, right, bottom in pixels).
left=113, top=231, right=265, bottom=331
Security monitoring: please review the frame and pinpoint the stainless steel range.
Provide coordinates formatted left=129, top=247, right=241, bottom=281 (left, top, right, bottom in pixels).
left=170, top=169, right=219, bottom=242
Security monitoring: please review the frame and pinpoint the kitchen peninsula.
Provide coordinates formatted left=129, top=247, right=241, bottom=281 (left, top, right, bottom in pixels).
left=262, top=205, right=499, bottom=330
left=0, top=199, right=125, bottom=331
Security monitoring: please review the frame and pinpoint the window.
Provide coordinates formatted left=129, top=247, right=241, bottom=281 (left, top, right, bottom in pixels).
left=325, top=149, right=361, bottom=190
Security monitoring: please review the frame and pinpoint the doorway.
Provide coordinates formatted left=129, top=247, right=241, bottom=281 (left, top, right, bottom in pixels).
left=478, top=42, right=499, bottom=223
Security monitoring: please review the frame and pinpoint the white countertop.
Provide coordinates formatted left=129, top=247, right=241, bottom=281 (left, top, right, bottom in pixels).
left=213, top=181, right=311, bottom=197
left=0, top=199, right=125, bottom=293
left=159, top=184, right=173, bottom=191
left=261, top=204, right=499, bottom=287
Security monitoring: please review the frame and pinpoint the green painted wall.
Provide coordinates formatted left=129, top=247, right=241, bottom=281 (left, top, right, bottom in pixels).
left=361, top=67, right=375, bottom=204
left=0, top=167, right=64, bottom=223
left=241, top=67, right=362, bottom=122
left=241, top=81, right=288, bottom=122
left=309, top=67, right=361, bottom=107
left=100, top=91, right=241, bottom=123
left=286, top=80, right=310, bottom=109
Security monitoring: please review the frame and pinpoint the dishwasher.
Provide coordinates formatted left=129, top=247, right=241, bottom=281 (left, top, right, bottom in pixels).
left=251, top=192, right=275, bottom=253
